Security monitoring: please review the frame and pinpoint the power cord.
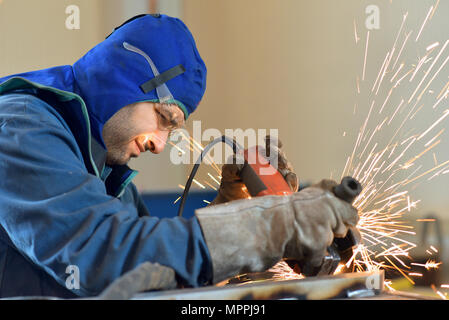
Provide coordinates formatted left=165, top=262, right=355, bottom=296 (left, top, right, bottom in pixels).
left=177, top=136, right=242, bottom=217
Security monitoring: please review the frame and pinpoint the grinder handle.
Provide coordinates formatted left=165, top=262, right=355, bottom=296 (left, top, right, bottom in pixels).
left=331, top=176, right=362, bottom=252
left=333, top=176, right=362, bottom=204
left=299, top=177, right=362, bottom=276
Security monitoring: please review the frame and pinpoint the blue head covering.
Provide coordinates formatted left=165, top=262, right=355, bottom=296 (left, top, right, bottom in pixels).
left=0, top=14, right=207, bottom=146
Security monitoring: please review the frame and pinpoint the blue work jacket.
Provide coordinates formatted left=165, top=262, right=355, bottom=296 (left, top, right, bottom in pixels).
left=0, top=88, right=212, bottom=298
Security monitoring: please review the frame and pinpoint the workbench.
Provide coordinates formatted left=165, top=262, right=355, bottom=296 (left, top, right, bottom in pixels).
left=131, top=271, right=437, bottom=300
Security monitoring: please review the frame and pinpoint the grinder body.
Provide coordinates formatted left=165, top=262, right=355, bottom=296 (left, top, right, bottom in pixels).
left=240, top=146, right=293, bottom=197
left=240, top=146, right=361, bottom=276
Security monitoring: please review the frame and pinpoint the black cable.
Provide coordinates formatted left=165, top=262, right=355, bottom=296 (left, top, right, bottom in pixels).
left=177, top=136, right=242, bottom=217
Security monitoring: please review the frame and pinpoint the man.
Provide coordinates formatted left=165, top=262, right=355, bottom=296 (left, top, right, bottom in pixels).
left=0, top=14, right=358, bottom=298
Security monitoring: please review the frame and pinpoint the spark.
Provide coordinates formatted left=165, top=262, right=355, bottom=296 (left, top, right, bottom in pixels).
left=385, top=280, right=396, bottom=292
left=403, top=139, right=441, bottom=168
left=353, top=19, right=360, bottom=44
left=380, top=90, right=393, bottom=114
left=142, top=135, right=150, bottom=145
left=333, top=6, right=449, bottom=288
left=382, top=137, right=416, bottom=173
left=433, top=153, right=438, bottom=166
left=257, top=6, right=449, bottom=289
left=410, top=55, right=430, bottom=82
left=394, top=68, right=414, bottom=88
left=408, top=40, right=449, bottom=103
left=372, top=52, right=390, bottom=93
left=436, top=291, right=447, bottom=300
left=437, top=80, right=449, bottom=99
left=333, top=263, right=346, bottom=275
left=393, top=12, right=408, bottom=51
left=411, top=259, right=442, bottom=270
left=390, top=12, right=408, bottom=70
left=408, top=273, right=423, bottom=277
left=360, top=101, right=376, bottom=145
left=342, top=156, right=351, bottom=180
left=384, top=256, right=415, bottom=285
left=192, top=179, right=206, bottom=189
left=393, top=31, right=412, bottom=70
left=387, top=98, right=404, bottom=125
left=415, top=6, right=433, bottom=42
left=203, top=181, right=217, bottom=191
left=167, top=138, right=186, bottom=155
left=268, top=261, right=304, bottom=281
left=374, top=191, right=408, bottom=205
left=179, top=133, right=223, bottom=176
left=427, top=163, right=449, bottom=181
left=426, top=42, right=439, bottom=51
left=431, top=284, right=448, bottom=300
left=390, top=63, right=404, bottom=83
left=409, top=103, right=425, bottom=120
left=207, top=173, right=221, bottom=185
left=362, top=30, right=370, bottom=81
left=424, top=129, right=444, bottom=147
left=417, top=54, right=449, bottom=102
left=429, top=0, right=440, bottom=20
left=417, top=109, right=449, bottom=141
left=431, top=89, right=448, bottom=109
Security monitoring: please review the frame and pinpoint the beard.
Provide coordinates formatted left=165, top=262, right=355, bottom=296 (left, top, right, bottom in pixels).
left=103, top=107, right=139, bottom=166
left=105, top=146, right=130, bottom=165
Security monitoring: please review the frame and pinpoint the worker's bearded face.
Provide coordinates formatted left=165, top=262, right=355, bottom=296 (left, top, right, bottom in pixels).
left=102, top=102, right=185, bottom=165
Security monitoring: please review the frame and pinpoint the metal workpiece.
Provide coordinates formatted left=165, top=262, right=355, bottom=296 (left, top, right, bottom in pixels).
left=132, top=271, right=385, bottom=300
left=3, top=270, right=438, bottom=300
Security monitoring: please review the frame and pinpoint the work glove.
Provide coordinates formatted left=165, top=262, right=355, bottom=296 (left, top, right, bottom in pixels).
left=98, top=262, right=177, bottom=299
left=210, top=135, right=299, bottom=205
left=196, top=179, right=359, bottom=284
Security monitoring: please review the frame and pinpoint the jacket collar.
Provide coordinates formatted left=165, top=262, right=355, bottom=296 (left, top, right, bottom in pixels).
left=91, top=137, right=138, bottom=198
left=0, top=77, right=138, bottom=198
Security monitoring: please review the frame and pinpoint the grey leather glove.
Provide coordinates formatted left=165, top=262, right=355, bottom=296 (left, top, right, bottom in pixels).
left=196, top=180, right=359, bottom=283
left=98, top=262, right=177, bottom=300
left=210, top=136, right=299, bottom=205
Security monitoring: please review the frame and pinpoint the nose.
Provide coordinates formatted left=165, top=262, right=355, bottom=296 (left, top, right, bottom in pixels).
left=146, top=131, right=168, bottom=154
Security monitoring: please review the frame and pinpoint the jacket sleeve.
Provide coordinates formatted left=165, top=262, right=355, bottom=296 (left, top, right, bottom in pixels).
left=121, top=182, right=151, bottom=218
left=0, top=95, right=213, bottom=296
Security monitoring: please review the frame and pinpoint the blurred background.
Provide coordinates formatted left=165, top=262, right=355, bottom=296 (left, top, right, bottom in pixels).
left=1, top=0, right=448, bottom=290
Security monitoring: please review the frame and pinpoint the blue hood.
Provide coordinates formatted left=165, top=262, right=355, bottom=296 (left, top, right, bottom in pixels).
left=0, top=14, right=207, bottom=146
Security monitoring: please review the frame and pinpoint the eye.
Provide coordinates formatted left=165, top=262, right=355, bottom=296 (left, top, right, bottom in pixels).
left=155, top=108, right=176, bottom=129
left=155, top=104, right=185, bottom=131
left=159, top=112, right=172, bottom=127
